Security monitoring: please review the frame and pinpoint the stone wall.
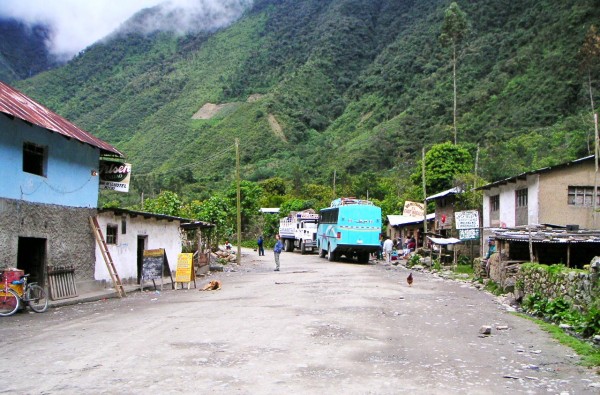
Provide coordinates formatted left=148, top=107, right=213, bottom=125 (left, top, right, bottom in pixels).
left=0, top=198, right=97, bottom=283
left=515, top=259, right=600, bottom=311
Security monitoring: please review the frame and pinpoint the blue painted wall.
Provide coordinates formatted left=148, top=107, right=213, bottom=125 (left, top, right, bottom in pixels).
left=0, top=115, right=100, bottom=208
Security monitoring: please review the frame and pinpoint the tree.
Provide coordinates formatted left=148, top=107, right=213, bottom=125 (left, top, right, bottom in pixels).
left=411, top=142, right=473, bottom=194
left=579, top=25, right=600, bottom=153
left=181, top=195, right=232, bottom=246
left=142, top=190, right=182, bottom=216
left=440, top=2, right=469, bottom=144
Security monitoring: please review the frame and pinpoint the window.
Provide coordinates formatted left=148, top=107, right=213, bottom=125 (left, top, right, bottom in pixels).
left=121, top=215, right=127, bottom=234
left=515, top=188, right=528, bottom=226
left=568, top=186, right=600, bottom=206
left=490, top=195, right=499, bottom=211
left=319, top=208, right=339, bottom=224
left=106, top=224, right=118, bottom=245
left=516, top=189, right=528, bottom=208
left=23, top=142, right=47, bottom=176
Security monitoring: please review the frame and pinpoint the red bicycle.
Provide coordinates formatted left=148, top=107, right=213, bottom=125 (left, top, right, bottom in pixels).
left=0, top=273, right=48, bottom=316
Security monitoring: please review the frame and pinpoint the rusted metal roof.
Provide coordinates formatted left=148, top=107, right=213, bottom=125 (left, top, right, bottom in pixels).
left=0, top=81, right=123, bottom=157
left=476, top=155, right=596, bottom=191
left=99, top=208, right=214, bottom=228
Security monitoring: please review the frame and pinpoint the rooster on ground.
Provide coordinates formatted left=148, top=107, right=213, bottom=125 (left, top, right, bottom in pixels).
left=407, top=272, right=413, bottom=287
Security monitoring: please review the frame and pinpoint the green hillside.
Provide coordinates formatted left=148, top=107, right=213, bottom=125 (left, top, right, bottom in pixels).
left=15, top=0, right=600, bottom=204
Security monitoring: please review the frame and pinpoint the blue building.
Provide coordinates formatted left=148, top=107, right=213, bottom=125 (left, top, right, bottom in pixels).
left=0, top=81, right=123, bottom=291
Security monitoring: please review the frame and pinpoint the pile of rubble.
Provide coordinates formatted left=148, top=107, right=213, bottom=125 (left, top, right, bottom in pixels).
left=214, top=249, right=237, bottom=263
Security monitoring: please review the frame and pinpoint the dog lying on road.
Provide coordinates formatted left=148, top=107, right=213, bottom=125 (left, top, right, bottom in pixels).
left=201, top=280, right=221, bottom=291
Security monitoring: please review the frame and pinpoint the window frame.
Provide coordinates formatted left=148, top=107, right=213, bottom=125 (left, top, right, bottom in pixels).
left=515, top=188, right=528, bottom=208
left=568, top=186, right=600, bottom=207
left=23, top=141, right=47, bottom=177
left=106, top=224, right=118, bottom=245
left=490, top=195, right=499, bottom=212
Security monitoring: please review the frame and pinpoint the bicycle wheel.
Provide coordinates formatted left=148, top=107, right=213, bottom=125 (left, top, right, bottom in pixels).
left=0, top=287, right=20, bottom=316
left=27, top=284, right=48, bottom=313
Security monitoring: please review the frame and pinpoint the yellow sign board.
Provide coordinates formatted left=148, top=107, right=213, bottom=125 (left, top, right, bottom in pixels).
left=175, top=253, right=195, bottom=285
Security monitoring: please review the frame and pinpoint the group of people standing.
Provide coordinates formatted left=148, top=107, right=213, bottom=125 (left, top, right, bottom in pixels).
left=381, top=235, right=416, bottom=262
left=257, top=234, right=283, bottom=271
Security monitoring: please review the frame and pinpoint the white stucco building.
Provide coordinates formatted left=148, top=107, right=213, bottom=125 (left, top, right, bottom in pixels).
left=95, top=208, right=192, bottom=284
left=479, top=156, right=599, bottom=230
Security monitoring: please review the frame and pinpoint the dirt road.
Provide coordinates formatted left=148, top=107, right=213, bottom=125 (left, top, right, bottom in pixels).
left=0, top=249, right=598, bottom=394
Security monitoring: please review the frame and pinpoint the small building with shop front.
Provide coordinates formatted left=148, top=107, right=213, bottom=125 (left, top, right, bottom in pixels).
left=478, top=155, right=600, bottom=268
left=387, top=213, right=435, bottom=249
left=95, top=208, right=214, bottom=286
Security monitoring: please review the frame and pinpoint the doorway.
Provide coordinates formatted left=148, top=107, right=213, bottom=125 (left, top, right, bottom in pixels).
left=137, top=236, right=147, bottom=284
left=17, top=237, right=46, bottom=286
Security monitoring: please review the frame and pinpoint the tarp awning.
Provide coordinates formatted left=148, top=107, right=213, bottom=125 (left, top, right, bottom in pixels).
left=427, top=236, right=462, bottom=245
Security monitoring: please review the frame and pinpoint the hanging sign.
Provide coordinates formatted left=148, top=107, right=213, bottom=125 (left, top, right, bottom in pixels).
left=99, top=161, right=132, bottom=192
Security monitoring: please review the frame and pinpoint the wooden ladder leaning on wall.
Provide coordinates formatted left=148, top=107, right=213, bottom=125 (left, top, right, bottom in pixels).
left=89, top=216, right=126, bottom=298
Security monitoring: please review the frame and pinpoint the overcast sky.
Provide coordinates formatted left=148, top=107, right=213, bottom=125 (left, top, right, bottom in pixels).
left=1, top=0, right=252, bottom=60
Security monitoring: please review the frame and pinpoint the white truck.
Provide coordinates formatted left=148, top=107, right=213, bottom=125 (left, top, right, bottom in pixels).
left=278, top=210, right=319, bottom=254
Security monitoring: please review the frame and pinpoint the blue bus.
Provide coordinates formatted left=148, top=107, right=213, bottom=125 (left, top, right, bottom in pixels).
left=317, top=198, right=382, bottom=263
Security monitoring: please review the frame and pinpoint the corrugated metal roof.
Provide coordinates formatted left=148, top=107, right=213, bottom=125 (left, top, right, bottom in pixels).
left=388, top=213, right=435, bottom=226
left=0, top=81, right=123, bottom=157
left=98, top=208, right=210, bottom=226
left=476, top=155, right=596, bottom=191
left=426, top=186, right=462, bottom=201
left=493, top=227, right=600, bottom=244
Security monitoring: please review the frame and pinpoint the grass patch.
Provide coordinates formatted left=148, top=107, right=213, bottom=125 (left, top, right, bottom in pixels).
left=454, top=264, right=474, bottom=275
left=516, top=313, right=600, bottom=369
left=484, top=280, right=505, bottom=296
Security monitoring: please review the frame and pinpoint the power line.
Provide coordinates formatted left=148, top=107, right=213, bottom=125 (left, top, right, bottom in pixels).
left=131, top=144, right=236, bottom=179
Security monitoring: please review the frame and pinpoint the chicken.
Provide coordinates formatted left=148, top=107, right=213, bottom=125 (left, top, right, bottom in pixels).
left=407, top=272, right=413, bottom=287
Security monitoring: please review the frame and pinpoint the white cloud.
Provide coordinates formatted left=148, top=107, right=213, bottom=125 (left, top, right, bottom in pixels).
left=1, top=0, right=253, bottom=60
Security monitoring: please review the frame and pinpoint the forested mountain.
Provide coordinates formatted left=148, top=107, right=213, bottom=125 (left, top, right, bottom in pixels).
left=12, top=0, right=600, bottom=206
left=0, top=18, right=60, bottom=82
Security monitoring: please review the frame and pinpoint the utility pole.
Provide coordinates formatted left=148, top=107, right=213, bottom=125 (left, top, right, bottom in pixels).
left=235, top=139, right=242, bottom=265
left=594, top=113, right=599, bottom=228
left=422, top=147, right=428, bottom=248
left=333, top=169, right=336, bottom=196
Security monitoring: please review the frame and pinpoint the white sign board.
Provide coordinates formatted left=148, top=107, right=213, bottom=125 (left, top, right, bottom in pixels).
left=403, top=201, right=424, bottom=218
left=454, top=210, right=479, bottom=230
left=99, top=162, right=132, bottom=193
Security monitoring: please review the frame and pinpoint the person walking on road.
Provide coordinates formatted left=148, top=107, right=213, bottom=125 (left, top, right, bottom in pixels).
left=383, top=237, right=394, bottom=263
left=257, top=235, right=265, bottom=256
left=273, top=234, right=284, bottom=271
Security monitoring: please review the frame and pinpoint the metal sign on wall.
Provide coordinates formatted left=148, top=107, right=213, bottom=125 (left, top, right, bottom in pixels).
left=454, top=210, right=480, bottom=230
left=99, top=161, right=132, bottom=192
left=458, top=228, right=480, bottom=240
left=455, top=210, right=480, bottom=240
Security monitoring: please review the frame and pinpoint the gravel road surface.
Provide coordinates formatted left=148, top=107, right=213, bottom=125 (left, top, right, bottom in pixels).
left=0, top=248, right=598, bottom=394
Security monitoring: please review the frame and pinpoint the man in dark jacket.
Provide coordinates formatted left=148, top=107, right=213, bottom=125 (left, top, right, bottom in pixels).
left=257, top=235, right=265, bottom=256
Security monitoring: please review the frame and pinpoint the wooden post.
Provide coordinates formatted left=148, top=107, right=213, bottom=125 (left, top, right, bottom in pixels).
left=528, top=227, right=534, bottom=262
left=593, top=113, right=598, bottom=228
left=235, top=139, right=242, bottom=265
left=422, top=147, right=427, bottom=249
